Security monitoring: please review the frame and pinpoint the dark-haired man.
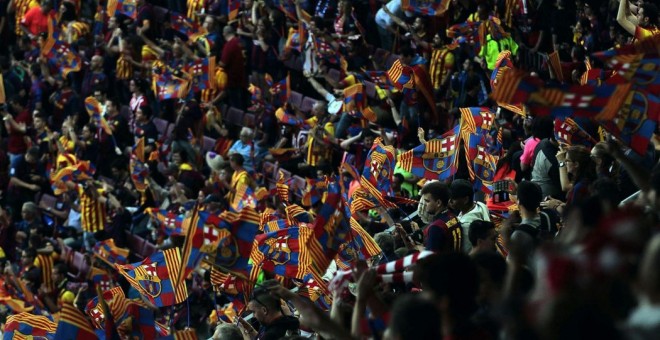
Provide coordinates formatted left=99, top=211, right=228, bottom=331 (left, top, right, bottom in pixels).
left=416, top=181, right=462, bottom=253
left=244, top=293, right=300, bottom=340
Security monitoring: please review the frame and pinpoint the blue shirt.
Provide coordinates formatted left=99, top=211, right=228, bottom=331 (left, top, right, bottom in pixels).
left=229, top=140, right=254, bottom=172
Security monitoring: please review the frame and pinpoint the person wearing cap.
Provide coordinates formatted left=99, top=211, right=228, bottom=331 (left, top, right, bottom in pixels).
left=448, top=179, right=490, bottom=253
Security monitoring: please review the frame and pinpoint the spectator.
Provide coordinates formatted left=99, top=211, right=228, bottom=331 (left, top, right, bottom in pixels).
left=468, top=220, right=498, bottom=256
left=220, top=25, right=247, bottom=110
left=414, top=181, right=462, bottom=253
left=449, top=179, right=490, bottom=253
left=19, top=0, right=55, bottom=39
left=244, top=292, right=300, bottom=340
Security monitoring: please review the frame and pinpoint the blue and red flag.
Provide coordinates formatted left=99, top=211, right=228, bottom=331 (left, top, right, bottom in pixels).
left=212, top=208, right=261, bottom=276
left=42, top=18, right=82, bottom=77
left=599, top=90, right=659, bottom=155
left=250, top=226, right=311, bottom=279
left=387, top=59, right=415, bottom=92
left=115, top=248, right=188, bottom=307
left=112, top=0, right=138, bottom=19
left=360, top=138, right=397, bottom=209
left=227, top=0, right=240, bottom=21
left=363, top=70, right=395, bottom=90
left=186, top=56, right=215, bottom=93
left=459, top=107, right=497, bottom=135
left=84, top=96, right=113, bottom=135
left=465, top=133, right=499, bottom=194
left=170, top=11, right=202, bottom=37
left=55, top=303, right=97, bottom=340
left=335, top=218, right=382, bottom=270
left=270, top=73, right=291, bottom=105
left=314, top=37, right=341, bottom=65
left=492, top=70, right=633, bottom=121
left=94, top=239, right=130, bottom=266
left=127, top=303, right=157, bottom=340
left=130, top=138, right=149, bottom=193
left=397, top=125, right=461, bottom=181
left=595, top=50, right=660, bottom=94
left=148, top=208, right=185, bottom=236
left=85, top=286, right=130, bottom=330
left=4, top=313, right=57, bottom=339
left=343, top=84, right=374, bottom=121
left=490, top=50, right=514, bottom=90
left=88, top=265, right=117, bottom=292
left=275, top=106, right=308, bottom=127
left=554, top=117, right=597, bottom=147
left=401, top=0, right=451, bottom=16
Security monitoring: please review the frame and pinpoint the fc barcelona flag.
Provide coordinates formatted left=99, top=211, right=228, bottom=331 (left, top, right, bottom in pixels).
left=115, top=248, right=188, bottom=307
left=227, top=0, right=240, bottom=21
left=553, top=117, right=597, bottom=147
left=492, top=70, right=632, bottom=121
left=599, top=90, right=660, bottom=155
left=88, top=265, right=116, bottom=292
left=284, top=27, right=303, bottom=53
left=130, top=138, right=149, bottom=193
left=402, top=0, right=450, bottom=16
left=212, top=208, right=260, bottom=276
left=548, top=51, right=564, bottom=83
left=397, top=125, right=461, bottom=181
left=42, top=18, right=82, bottom=77
left=363, top=70, right=395, bottom=90
left=343, top=83, right=366, bottom=117
left=270, top=73, right=291, bottom=104
left=84, top=97, right=113, bottom=135
left=459, top=107, right=496, bottom=135
left=335, top=218, right=382, bottom=270
left=465, top=133, right=499, bottom=194
left=94, top=239, right=130, bottom=266
left=148, top=208, right=185, bottom=236
left=84, top=286, right=129, bottom=330
left=170, top=12, right=202, bottom=37
left=4, top=313, right=57, bottom=340
left=187, top=57, right=215, bottom=93
left=250, top=226, right=312, bottom=279
left=490, top=50, right=514, bottom=90
left=595, top=51, right=660, bottom=93
left=55, top=303, right=97, bottom=340
left=360, top=138, right=397, bottom=209
left=112, top=0, right=138, bottom=19
left=387, top=59, right=415, bottom=91
left=156, top=74, right=191, bottom=100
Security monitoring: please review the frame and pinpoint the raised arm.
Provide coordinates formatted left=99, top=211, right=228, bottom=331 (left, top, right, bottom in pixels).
left=617, top=0, right=638, bottom=35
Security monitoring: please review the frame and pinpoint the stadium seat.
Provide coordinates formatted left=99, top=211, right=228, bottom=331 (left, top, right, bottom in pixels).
left=68, top=251, right=89, bottom=281
left=385, top=54, right=400, bottom=69
left=141, top=242, right=157, bottom=258
left=327, top=68, right=342, bottom=83
left=153, top=118, right=170, bottom=137
left=126, top=232, right=146, bottom=260
left=364, top=81, right=377, bottom=98
left=288, top=91, right=304, bottom=109
left=225, top=107, right=244, bottom=126
left=243, top=113, right=255, bottom=127
left=202, top=136, right=216, bottom=153
left=300, top=97, right=317, bottom=113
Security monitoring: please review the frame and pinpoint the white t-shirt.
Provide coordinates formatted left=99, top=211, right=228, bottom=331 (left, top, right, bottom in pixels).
left=325, top=93, right=342, bottom=115
left=458, top=201, right=491, bottom=253
left=375, top=0, right=413, bottom=30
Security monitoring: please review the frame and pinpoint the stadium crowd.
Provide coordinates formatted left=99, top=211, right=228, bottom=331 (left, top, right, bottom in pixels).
left=0, top=0, right=658, bottom=339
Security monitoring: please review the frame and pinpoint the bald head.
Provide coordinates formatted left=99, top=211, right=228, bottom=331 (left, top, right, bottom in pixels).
left=223, top=25, right=235, bottom=37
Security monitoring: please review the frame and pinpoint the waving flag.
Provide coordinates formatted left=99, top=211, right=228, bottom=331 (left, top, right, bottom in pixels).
left=597, top=52, right=660, bottom=93
left=114, top=0, right=138, bottom=19
left=84, top=286, right=129, bottom=330
left=548, top=51, right=564, bottom=83
left=465, top=133, right=499, bottom=194
left=88, top=265, right=116, bottom=292
left=84, top=97, right=113, bottom=135
left=490, top=50, right=514, bottom=90
left=212, top=208, right=260, bottom=275
left=187, top=57, right=215, bottom=93
left=492, top=70, right=632, bottom=121
left=599, top=90, right=659, bottom=155
left=4, top=313, right=57, bottom=339
left=94, top=239, right=130, bottom=266
left=363, top=70, right=394, bottom=90
left=387, top=59, right=415, bottom=91
left=42, top=18, right=81, bottom=77
left=170, top=12, right=202, bottom=37
left=55, top=303, right=97, bottom=340
left=130, top=138, right=150, bottom=193
left=127, top=303, right=157, bottom=340
left=230, top=182, right=258, bottom=211
left=360, top=138, right=397, bottom=209
left=459, top=107, right=496, bottom=135
left=250, top=226, right=312, bottom=279
left=335, top=218, right=382, bottom=270
left=297, top=273, right=332, bottom=310
left=398, top=125, right=460, bottom=181
left=343, top=83, right=373, bottom=121
left=148, top=208, right=185, bottom=236
left=402, top=0, right=450, bottom=16
left=554, top=117, right=597, bottom=147
left=155, top=73, right=191, bottom=100
left=270, top=73, right=291, bottom=105
left=115, top=248, right=188, bottom=307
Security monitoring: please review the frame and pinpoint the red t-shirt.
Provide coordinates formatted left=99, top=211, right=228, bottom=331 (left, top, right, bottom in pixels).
left=7, top=109, right=32, bottom=154
left=20, top=7, right=56, bottom=36
left=221, top=36, right=247, bottom=89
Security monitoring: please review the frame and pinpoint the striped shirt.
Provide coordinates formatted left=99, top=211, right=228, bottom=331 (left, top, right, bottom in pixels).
left=187, top=0, right=205, bottom=24
left=429, top=48, right=455, bottom=90
left=201, top=67, right=228, bottom=104
left=116, top=55, right=133, bottom=80
left=78, top=185, right=106, bottom=233
left=35, top=253, right=56, bottom=291
left=14, top=0, right=38, bottom=36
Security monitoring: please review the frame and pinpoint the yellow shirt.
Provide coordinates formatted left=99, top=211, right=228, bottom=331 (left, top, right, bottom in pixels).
left=429, top=48, right=455, bottom=90
left=635, top=26, right=660, bottom=40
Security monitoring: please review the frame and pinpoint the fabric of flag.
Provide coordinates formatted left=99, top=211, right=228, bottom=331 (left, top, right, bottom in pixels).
left=275, top=107, right=309, bottom=128
left=349, top=186, right=377, bottom=215
left=284, top=27, right=303, bottom=53
left=130, top=138, right=149, bottom=193
left=285, top=204, right=313, bottom=225
left=363, top=70, right=394, bottom=90
left=230, top=182, right=258, bottom=211
left=55, top=302, right=97, bottom=340
left=491, top=70, right=633, bottom=121
left=250, top=226, right=311, bottom=279
left=553, top=117, right=597, bottom=147
left=50, top=159, right=96, bottom=195
left=386, top=59, right=415, bottom=91
left=297, top=273, right=332, bottom=311
left=465, top=133, right=499, bottom=194
left=301, top=178, right=326, bottom=207
left=155, top=73, right=191, bottom=100
left=187, top=57, right=215, bottom=93
left=94, top=239, right=130, bottom=266
left=125, top=302, right=157, bottom=340
left=276, top=170, right=291, bottom=203
left=84, top=287, right=130, bottom=330
left=210, top=269, right=249, bottom=312
left=270, top=73, right=291, bottom=105
left=212, top=208, right=260, bottom=275
left=459, top=107, right=496, bottom=135
left=360, top=138, right=397, bottom=209
left=42, top=18, right=82, bottom=77
left=112, top=0, right=137, bottom=19
left=314, top=38, right=341, bottom=65
left=597, top=51, right=660, bottom=94
left=490, top=50, right=514, bottom=90
left=84, top=97, right=113, bottom=135
left=397, top=125, right=461, bottom=181
left=335, top=218, right=382, bottom=270
left=170, top=12, right=202, bottom=37
left=548, top=51, right=564, bottom=83
left=148, top=208, right=185, bottom=236
left=599, top=90, right=659, bottom=155
left=4, top=313, right=57, bottom=339
left=227, top=0, right=240, bottom=21
left=401, top=0, right=450, bottom=16
left=89, top=266, right=116, bottom=292
left=115, top=248, right=188, bottom=307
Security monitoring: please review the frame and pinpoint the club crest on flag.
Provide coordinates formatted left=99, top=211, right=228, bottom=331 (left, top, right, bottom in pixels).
left=474, top=145, right=495, bottom=182
left=136, top=262, right=162, bottom=298
left=215, top=236, right=238, bottom=267
left=615, top=90, right=649, bottom=133
left=422, top=136, right=457, bottom=173
left=265, top=235, right=292, bottom=265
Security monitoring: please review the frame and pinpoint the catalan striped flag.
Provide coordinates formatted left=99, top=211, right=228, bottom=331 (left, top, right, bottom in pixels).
left=130, top=138, right=149, bottom=193
left=387, top=59, right=415, bottom=91
left=335, top=218, right=382, bottom=270
left=88, top=265, right=116, bottom=292
left=187, top=56, right=215, bottom=93
left=115, top=248, right=188, bottom=307
left=230, top=182, right=258, bottom=212
left=94, top=239, right=130, bottom=266
left=553, top=117, right=597, bottom=147
left=360, top=138, right=398, bottom=209
left=285, top=204, right=313, bottom=225
left=459, top=107, right=496, bottom=136
left=548, top=51, right=564, bottom=83
left=401, top=0, right=451, bottom=16
left=84, top=286, right=130, bottom=330
left=343, top=83, right=367, bottom=119
left=397, top=125, right=461, bottom=181
left=148, top=208, right=185, bottom=236
left=297, top=273, right=332, bottom=311
left=55, top=302, right=97, bottom=340
left=170, top=11, right=202, bottom=37
left=84, top=97, right=113, bottom=135
left=465, top=133, right=499, bottom=194
left=4, top=313, right=57, bottom=339
left=490, top=50, right=514, bottom=90
left=250, top=225, right=312, bottom=279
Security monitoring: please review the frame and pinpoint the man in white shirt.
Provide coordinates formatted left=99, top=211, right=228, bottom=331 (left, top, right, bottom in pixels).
left=448, top=179, right=491, bottom=253
left=375, top=0, right=413, bottom=51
